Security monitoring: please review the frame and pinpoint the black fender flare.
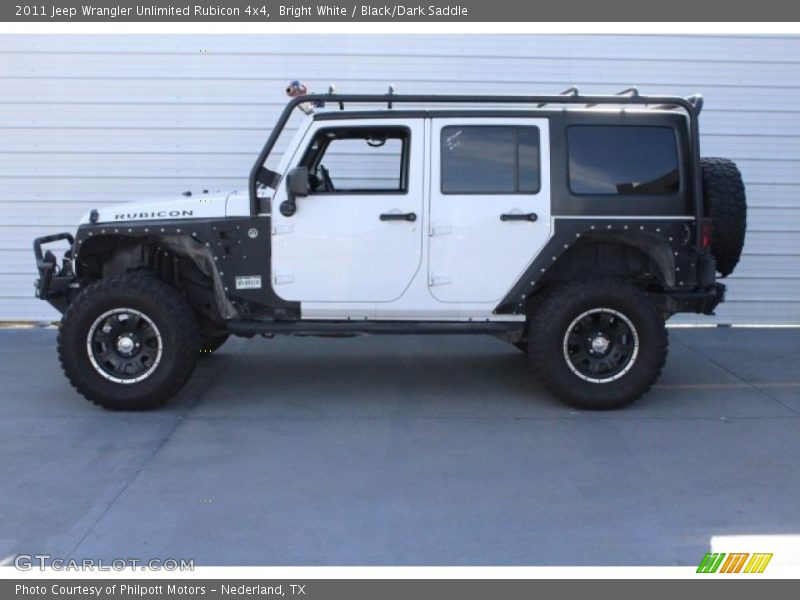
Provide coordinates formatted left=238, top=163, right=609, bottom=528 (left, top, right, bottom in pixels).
left=72, top=217, right=300, bottom=320
left=494, top=218, right=695, bottom=315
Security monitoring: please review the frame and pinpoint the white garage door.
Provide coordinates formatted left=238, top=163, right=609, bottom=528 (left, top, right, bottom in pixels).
left=1, top=34, right=798, bottom=323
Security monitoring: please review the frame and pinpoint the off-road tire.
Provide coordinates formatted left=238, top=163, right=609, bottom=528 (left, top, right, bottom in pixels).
left=700, top=157, right=747, bottom=277
left=527, top=280, right=668, bottom=410
left=58, top=272, right=200, bottom=410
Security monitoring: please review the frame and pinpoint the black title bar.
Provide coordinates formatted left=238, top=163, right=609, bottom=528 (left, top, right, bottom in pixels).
left=4, top=0, right=800, bottom=21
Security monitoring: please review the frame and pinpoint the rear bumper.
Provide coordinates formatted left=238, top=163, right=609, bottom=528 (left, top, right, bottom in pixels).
left=33, top=232, right=78, bottom=314
left=667, top=283, right=726, bottom=316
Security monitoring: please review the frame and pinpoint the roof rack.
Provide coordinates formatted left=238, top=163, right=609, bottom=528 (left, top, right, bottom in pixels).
left=537, top=86, right=579, bottom=108
left=585, top=86, right=639, bottom=108
left=250, top=87, right=705, bottom=229
left=291, top=85, right=697, bottom=115
left=649, top=93, right=704, bottom=114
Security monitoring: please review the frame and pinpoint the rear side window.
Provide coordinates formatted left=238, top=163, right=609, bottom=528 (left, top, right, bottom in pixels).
left=441, top=126, right=540, bottom=194
left=568, top=126, right=680, bottom=195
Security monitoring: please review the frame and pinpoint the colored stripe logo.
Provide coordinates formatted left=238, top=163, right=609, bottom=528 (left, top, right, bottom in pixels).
left=697, top=552, right=772, bottom=573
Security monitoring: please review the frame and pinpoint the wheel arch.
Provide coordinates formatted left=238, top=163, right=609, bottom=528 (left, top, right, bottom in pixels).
left=518, top=232, right=678, bottom=321
left=73, top=230, right=236, bottom=322
left=496, top=218, right=691, bottom=315
left=542, top=231, right=677, bottom=288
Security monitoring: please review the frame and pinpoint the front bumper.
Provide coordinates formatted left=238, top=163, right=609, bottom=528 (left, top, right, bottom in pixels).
left=33, top=232, right=78, bottom=313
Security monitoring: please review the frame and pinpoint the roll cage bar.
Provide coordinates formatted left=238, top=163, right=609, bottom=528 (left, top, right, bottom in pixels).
left=249, top=89, right=705, bottom=249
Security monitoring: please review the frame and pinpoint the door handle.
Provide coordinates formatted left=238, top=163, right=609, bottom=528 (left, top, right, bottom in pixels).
left=380, top=212, right=417, bottom=222
left=500, top=212, right=538, bottom=222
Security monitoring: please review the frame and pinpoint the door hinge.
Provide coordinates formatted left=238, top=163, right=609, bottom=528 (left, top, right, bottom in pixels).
left=273, top=274, right=294, bottom=285
left=430, top=224, right=452, bottom=236
left=272, top=223, right=294, bottom=235
left=429, top=273, right=452, bottom=286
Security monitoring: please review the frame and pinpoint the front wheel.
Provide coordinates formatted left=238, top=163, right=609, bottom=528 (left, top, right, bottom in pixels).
left=527, top=280, right=668, bottom=410
left=58, top=273, right=200, bottom=410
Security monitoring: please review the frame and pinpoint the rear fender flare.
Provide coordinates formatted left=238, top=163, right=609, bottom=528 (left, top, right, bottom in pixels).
left=495, top=218, right=693, bottom=315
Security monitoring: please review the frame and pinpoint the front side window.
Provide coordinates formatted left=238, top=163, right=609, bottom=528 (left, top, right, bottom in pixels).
left=302, top=127, right=409, bottom=194
left=441, top=126, right=540, bottom=194
left=567, top=125, right=680, bottom=195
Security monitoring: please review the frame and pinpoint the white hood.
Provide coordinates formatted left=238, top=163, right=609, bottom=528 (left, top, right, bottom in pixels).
left=79, top=189, right=251, bottom=225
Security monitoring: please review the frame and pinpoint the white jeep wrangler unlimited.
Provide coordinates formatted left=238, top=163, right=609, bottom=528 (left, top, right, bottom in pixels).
left=33, top=87, right=746, bottom=410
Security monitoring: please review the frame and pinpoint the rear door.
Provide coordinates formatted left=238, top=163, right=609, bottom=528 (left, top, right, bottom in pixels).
left=428, top=118, right=551, bottom=303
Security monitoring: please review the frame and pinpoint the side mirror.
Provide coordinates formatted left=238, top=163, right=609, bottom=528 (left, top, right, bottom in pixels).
left=280, top=166, right=309, bottom=217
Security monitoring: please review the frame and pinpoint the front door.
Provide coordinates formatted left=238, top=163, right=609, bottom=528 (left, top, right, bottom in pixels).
left=271, top=119, right=424, bottom=303
left=429, top=118, right=551, bottom=303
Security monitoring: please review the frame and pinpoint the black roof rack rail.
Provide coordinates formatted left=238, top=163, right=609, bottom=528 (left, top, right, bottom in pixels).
left=616, top=86, right=640, bottom=97
left=649, top=94, right=704, bottom=114
left=686, top=93, right=704, bottom=113
left=327, top=85, right=344, bottom=110
left=586, top=86, right=640, bottom=108
left=537, top=86, right=579, bottom=108
left=387, top=84, right=396, bottom=109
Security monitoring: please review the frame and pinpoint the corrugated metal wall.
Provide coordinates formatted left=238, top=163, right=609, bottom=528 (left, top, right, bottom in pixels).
left=1, top=34, right=798, bottom=323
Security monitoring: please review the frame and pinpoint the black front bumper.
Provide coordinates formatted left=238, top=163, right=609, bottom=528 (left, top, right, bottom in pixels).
left=33, top=232, right=78, bottom=313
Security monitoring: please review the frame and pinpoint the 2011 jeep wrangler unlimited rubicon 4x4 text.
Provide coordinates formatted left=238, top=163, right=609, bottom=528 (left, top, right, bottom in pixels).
left=33, top=86, right=746, bottom=411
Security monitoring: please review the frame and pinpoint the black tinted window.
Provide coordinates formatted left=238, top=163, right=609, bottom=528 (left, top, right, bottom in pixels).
left=568, top=126, right=679, bottom=195
left=441, top=126, right=540, bottom=194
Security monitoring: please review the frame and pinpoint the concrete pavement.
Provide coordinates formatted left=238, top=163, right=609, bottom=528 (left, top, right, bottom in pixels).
left=1, top=327, right=798, bottom=565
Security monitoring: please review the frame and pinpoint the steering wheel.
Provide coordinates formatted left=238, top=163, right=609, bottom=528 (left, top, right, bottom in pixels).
left=318, top=164, right=335, bottom=192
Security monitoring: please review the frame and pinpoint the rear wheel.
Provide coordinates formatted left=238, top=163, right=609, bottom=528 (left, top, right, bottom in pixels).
left=527, top=280, right=668, bottom=410
left=58, top=273, right=200, bottom=410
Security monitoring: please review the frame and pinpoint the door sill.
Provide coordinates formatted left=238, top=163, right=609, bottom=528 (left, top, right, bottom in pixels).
left=226, top=319, right=525, bottom=337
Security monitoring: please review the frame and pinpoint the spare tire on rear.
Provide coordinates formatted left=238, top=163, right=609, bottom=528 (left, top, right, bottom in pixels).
left=700, top=157, right=747, bottom=277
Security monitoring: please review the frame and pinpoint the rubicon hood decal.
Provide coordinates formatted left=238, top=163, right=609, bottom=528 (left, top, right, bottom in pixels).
left=79, top=190, right=235, bottom=225
left=113, top=209, right=196, bottom=220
